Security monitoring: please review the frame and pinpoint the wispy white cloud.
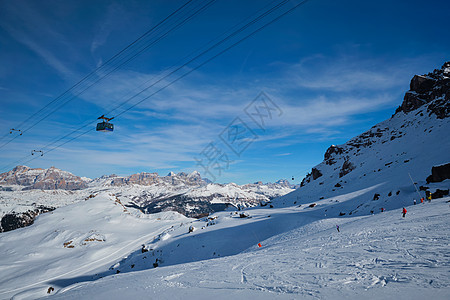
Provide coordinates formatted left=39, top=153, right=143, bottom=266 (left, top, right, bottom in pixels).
left=275, top=153, right=292, bottom=156
left=71, top=54, right=409, bottom=160
left=91, top=3, right=125, bottom=54
left=278, top=54, right=413, bottom=92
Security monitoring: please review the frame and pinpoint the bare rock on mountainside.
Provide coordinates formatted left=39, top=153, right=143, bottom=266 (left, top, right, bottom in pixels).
left=395, top=61, right=450, bottom=118
left=426, top=163, right=450, bottom=183
left=311, top=168, right=323, bottom=180
left=324, top=145, right=344, bottom=165
left=339, top=160, right=355, bottom=178
left=0, top=166, right=89, bottom=190
left=0, top=205, right=55, bottom=233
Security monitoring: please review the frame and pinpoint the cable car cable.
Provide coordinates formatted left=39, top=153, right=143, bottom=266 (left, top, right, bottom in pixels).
left=15, top=0, right=216, bottom=138
left=1, top=0, right=311, bottom=172
left=0, top=0, right=199, bottom=143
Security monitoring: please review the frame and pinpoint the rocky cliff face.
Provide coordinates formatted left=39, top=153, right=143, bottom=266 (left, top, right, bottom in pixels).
left=395, top=61, right=450, bottom=118
left=0, top=166, right=90, bottom=190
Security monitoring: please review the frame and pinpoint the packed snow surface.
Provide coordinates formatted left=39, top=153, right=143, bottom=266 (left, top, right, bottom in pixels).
left=0, top=191, right=448, bottom=299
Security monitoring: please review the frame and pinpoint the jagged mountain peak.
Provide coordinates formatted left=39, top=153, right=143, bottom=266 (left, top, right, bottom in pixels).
left=395, top=61, right=450, bottom=118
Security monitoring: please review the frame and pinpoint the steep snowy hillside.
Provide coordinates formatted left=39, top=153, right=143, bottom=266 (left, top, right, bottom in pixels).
left=274, top=62, right=450, bottom=214
left=0, top=189, right=90, bottom=232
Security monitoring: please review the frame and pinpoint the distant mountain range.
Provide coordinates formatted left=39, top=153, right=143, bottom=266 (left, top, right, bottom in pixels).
left=0, top=166, right=295, bottom=232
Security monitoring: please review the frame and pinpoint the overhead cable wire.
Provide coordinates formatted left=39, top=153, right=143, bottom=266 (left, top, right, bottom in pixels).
left=114, top=0, right=311, bottom=118
left=0, top=0, right=198, bottom=144
left=1, top=0, right=311, bottom=172
left=0, top=0, right=217, bottom=170
left=16, top=0, right=216, bottom=137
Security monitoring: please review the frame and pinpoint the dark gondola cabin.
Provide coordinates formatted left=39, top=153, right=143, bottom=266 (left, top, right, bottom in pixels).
left=96, top=115, right=114, bottom=132
left=96, top=122, right=114, bottom=132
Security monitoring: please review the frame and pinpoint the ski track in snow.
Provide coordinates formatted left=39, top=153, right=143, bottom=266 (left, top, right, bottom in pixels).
left=0, top=224, right=173, bottom=298
left=0, top=193, right=191, bottom=299
left=44, top=197, right=450, bottom=300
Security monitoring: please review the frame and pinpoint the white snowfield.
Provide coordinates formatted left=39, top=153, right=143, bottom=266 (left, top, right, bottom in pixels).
left=0, top=190, right=448, bottom=299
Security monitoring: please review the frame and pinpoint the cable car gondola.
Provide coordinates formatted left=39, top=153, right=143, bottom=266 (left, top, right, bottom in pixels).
left=96, top=115, right=114, bottom=132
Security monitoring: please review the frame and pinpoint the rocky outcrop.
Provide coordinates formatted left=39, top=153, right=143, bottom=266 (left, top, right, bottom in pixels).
left=426, top=163, right=450, bottom=183
left=395, top=62, right=450, bottom=118
left=324, top=145, right=343, bottom=165
left=127, top=194, right=236, bottom=219
left=339, top=160, right=355, bottom=178
left=311, top=168, right=322, bottom=180
left=0, top=206, right=55, bottom=232
left=0, top=166, right=89, bottom=190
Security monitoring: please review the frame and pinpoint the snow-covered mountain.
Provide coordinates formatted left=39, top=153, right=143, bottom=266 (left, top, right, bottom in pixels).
left=273, top=62, right=450, bottom=215
left=0, top=165, right=90, bottom=191
left=0, top=63, right=448, bottom=299
left=89, top=170, right=206, bottom=187
left=0, top=167, right=295, bottom=232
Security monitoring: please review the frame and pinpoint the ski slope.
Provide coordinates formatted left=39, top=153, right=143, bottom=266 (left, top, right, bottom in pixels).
left=0, top=193, right=190, bottom=299
left=48, top=196, right=450, bottom=300
left=0, top=189, right=448, bottom=299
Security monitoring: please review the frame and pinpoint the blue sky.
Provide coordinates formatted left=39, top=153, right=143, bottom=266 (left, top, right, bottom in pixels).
left=0, top=0, right=448, bottom=184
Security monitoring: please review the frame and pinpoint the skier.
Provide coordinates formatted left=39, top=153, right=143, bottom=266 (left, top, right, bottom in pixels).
left=420, top=197, right=424, bottom=204
left=381, top=207, right=385, bottom=212
left=414, top=199, right=416, bottom=205
left=402, top=207, right=407, bottom=218
left=336, top=224, right=340, bottom=232
left=426, top=191, right=432, bottom=202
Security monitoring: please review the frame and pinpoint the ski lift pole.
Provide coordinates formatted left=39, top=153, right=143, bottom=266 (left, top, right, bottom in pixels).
left=408, top=173, right=422, bottom=200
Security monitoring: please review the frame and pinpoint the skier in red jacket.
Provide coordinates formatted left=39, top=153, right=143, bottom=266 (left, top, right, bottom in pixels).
left=402, top=207, right=407, bottom=218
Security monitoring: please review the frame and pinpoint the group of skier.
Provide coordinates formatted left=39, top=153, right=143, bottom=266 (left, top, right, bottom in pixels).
left=402, top=191, right=432, bottom=218
left=336, top=191, right=433, bottom=232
